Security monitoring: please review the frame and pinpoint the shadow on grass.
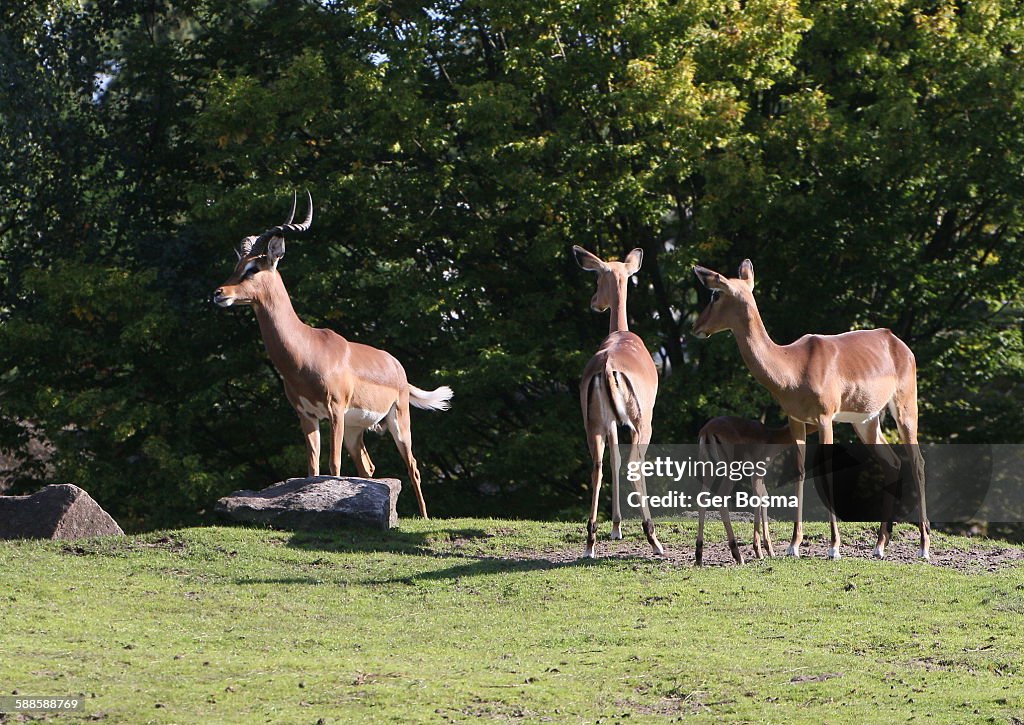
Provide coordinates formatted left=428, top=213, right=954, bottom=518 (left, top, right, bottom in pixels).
left=235, top=555, right=613, bottom=587
left=226, top=525, right=633, bottom=586
left=371, top=553, right=619, bottom=585
left=284, top=525, right=492, bottom=557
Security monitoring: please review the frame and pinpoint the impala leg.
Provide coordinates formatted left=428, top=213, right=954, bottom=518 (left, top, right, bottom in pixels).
left=328, top=407, right=346, bottom=477
left=762, top=502, right=775, bottom=557
left=344, top=428, right=376, bottom=478
left=752, top=475, right=765, bottom=559
left=755, top=475, right=775, bottom=557
left=893, top=392, right=929, bottom=559
left=718, top=477, right=743, bottom=564
left=908, top=444, right=929, bottom=559
left=299, top=413, right=321, bottom=477
left=633, top=426, right=664, bottom=556
left=584, top=430, right=606, bottom=559
left=853, top=419, right=899, bottom=559
left=386, top=401, right=428, bottom=519
left=608, top=424, right=623, bottom=540
left=695, top=474, right=710, bottom=566
left=787, top=420, right=807, bottom=558
left=818, top=417, right=841, bottom=560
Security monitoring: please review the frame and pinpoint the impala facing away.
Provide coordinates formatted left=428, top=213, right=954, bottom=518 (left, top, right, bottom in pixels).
left=696, top=416, right=816, bottom=566
left=574, top=245, right=664, bottom=559
left=692, top=260, right=929, bottom=560
left=213, top=192, right=453, bottom=518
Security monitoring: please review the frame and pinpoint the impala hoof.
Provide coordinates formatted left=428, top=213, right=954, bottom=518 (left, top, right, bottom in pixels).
left=827, top=546, right=841, bottom=561
left=919, top=547, right=930, bottom=560
left=872, top=545, right=886, bottom=559
left=729, top=542, right=745, bottom=565
left=651, top=541, right=666, bottom=557
left=786, top=543, right=801, bottom=558
left=609, top=525, right=623, bottom=540
left=582, top=547, right=596, bottom=559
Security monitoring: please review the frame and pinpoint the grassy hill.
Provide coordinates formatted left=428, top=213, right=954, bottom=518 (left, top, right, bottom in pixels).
left=1, top=520, right=1023, bottom=724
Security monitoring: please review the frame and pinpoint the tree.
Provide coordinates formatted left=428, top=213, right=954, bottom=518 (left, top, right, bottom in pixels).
left=1, top=0, right=1021, bottom=529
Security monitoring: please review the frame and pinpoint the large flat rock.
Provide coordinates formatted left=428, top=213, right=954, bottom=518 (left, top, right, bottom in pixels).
left=215, top=476, right=401, bottom=530
left=0, top=484, right=124, bottom=540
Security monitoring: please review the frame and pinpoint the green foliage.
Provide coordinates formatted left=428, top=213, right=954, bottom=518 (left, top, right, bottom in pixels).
left=1, top=0, right=1022, bottom=527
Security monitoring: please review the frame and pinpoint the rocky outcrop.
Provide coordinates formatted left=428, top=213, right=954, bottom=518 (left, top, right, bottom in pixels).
left=215, top=476, right=401, bottom=531
left=0, top=484, right=124, bottom=540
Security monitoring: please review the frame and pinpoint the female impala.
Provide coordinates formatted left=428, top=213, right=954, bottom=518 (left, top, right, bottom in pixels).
left=575, top=245, right=664, bottom=559
left=692, top=260, right=928, bottom=560
left=213, top=192, right=453, bottom=518
left=696, top=416, right=817, bottom=565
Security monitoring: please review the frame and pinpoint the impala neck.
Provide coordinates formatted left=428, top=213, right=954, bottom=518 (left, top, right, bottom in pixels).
left=609, top=283, right=629, bottom=335
left=731, top=300, right=786, bottom=391
left=252, top=273, right=312, bottom=372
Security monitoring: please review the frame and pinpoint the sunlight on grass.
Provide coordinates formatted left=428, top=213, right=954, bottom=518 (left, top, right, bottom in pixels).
left=1, top=520, right=1022, bottom=723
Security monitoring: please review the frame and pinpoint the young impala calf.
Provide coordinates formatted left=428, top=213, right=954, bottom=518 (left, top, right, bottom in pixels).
left=692, top=260, right=928, bottom=559
left=574, top=245, right=664, bottom=559
left=213, top=192, right=453, bottom=518
left=696, top=416, right=814, bottom=566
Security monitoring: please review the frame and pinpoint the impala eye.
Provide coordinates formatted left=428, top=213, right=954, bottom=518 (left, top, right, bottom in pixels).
left=242, top=266, right=258, bottom=279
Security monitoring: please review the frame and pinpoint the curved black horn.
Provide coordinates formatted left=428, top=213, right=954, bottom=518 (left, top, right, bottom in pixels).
left=249, top=190, right=314, bottom=252
left=289, top=189, right=313, bottom=233
left=284, top=191, right=297, bottom=226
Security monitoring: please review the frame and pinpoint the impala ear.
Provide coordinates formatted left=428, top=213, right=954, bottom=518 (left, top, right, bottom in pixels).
left=573, top=245, right=606, bottom=273
left=623, top=248, right=643, bottom=275
left=267, top=236, right=286, bottom=268
left=738, top=259, right=754, bottom=288
left=693, top=265, right=728, bottom=291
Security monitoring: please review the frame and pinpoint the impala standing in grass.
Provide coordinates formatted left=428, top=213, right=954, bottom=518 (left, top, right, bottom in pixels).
left=696, top=416, right=816, bottom=565
left=574, top=245, right=664, bottom=558
left=692, top=260, right=928, bottom=560
left=213, top=192, right=453, bottom=518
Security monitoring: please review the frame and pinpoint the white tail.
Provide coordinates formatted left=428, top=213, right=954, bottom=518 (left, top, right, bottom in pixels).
left=410, top=385, right=454, bottom=411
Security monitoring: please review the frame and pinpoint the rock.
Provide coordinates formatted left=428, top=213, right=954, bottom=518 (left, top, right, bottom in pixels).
left=215, top=476, right=401, bottom=531
left=0, top=484, right=124, bottom=540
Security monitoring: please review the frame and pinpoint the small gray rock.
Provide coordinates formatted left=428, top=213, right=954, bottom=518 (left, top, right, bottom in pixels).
left=215, top=476, right=401, bottom=530
left=0, top=484, right=124, bottom=540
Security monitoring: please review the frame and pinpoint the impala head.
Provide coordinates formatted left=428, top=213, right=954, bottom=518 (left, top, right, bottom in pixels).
left=692, top=259, right=756, bottom=338
left=212, top=191, right=314, bottom=308
left=572, top=245, right=643, bottom=312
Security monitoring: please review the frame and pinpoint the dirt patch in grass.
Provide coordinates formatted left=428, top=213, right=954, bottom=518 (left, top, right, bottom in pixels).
left=58, top=534, right=190, bottom=557
left=435, top=698, right=536, bottom=722
left=616, top=692, right=732, bottom=717
left=789, top=672, right=843, bottom=684
left=493, top=527, right=1024, bottom=574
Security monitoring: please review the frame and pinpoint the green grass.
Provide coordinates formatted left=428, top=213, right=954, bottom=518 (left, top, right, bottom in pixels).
left=1, top=520, right=1023, bottom=724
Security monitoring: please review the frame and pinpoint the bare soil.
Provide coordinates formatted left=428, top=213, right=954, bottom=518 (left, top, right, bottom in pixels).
left=497, top=527, right=1024, bottom=574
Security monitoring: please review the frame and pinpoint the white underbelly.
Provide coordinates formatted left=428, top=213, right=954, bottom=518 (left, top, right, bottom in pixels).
left=832, top=409, right=883, bottom=425
left=344, top=407, right=388, bottom=429
left=296, top=397, right=387, bottom=428
left=792, top=409, right=883, bottom=426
